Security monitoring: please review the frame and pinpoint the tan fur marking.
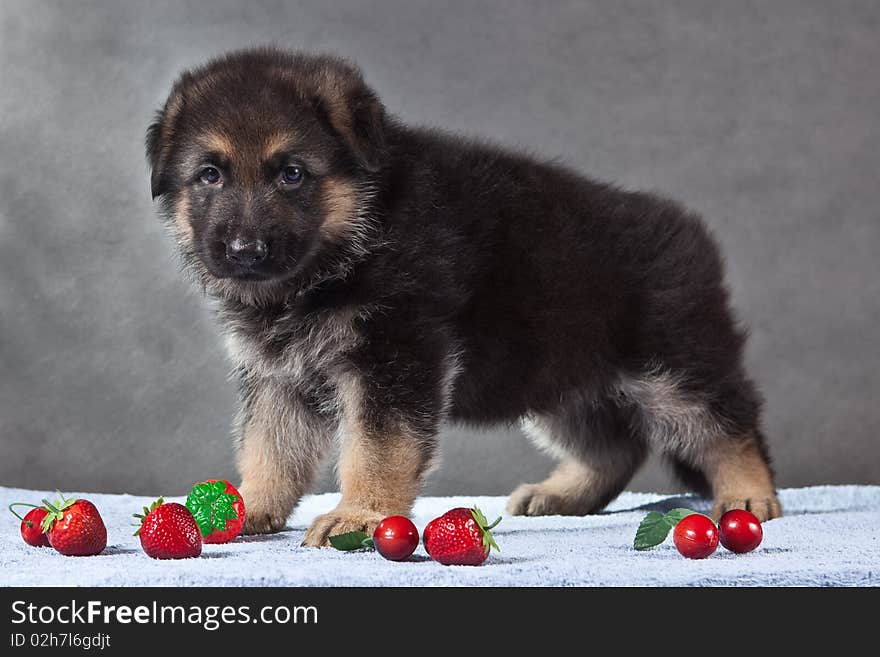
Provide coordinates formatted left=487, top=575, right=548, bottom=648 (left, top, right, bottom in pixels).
left=301, top=429, right=428, bottom=547
left=301, top=376, right=430, bottom=546
left=703, top=433, right=782, bottom=521
left=172, top=190, right=194, bottom=241
left=336, top=428, right=426, bottom=515
left=319, top=177, right=358, bottom=239
left=237, top=379, right=336, bottom=534
left=196, top=131, right=234, bottom=157
left=238, top=438, right=299, bottom=535
left=327, top=103, right=354, bottom=146
left=314, top=71, right=373, bottom=165
left=507, top=458, right=605, bottom=516
left=262, top=132, right=297, bottom=159
left=316, top=71, right=354, bottom=138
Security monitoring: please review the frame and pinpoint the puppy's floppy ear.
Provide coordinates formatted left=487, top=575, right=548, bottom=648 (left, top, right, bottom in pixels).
left=313, top=74, right=386, bottom=173
left=146, top=112, right=168, bottom=199
left=146, top=85, right=186, bottom=199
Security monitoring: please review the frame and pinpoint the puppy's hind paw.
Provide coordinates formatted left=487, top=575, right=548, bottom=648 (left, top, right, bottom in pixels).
left=711, top=495, right=783, bottom=523
left=507, top=483, right=576, bottom=516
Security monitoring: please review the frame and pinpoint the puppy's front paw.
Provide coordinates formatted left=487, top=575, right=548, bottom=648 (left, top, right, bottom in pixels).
left=243, top=509, right=288, bottom=535
left=238, top=483, right=292, bottom=535
left=301, top=507, right=385, bottom=547
left=711, top=494, right=783, bottom=522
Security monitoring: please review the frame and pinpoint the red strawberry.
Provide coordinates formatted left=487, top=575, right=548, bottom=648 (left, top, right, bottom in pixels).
left=40, top=496, right=107, bottom=556
left=8, top=504, right=51, bottom=547
left=185, top=479, right=246, bottom=544
left=135, top=498, right=202, bottom=559
left=423, top=506, right=501, bottom=566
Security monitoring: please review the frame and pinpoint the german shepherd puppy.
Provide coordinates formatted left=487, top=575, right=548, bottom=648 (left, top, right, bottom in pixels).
left=147, top=48, right=781, bottom=545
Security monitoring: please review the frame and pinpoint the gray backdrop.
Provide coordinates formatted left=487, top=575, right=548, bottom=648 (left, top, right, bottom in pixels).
left=1, top=0, right=878, bottom=498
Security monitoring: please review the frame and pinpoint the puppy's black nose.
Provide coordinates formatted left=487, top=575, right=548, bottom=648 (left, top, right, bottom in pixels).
left=226, top=238, right=268, bottom=266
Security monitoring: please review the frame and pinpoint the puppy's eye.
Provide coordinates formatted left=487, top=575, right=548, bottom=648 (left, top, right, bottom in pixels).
left=199, top=166, right=222, bottom=185
left=280, top=164, right=304, bottom=186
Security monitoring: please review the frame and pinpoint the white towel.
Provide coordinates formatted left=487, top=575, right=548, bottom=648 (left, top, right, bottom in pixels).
left=2, top=485, right=877, bottom=586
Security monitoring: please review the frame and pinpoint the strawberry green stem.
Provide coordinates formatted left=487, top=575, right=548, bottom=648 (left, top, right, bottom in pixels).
left=41, top=499, right=61, bottom=514
left=484, top=516, right=502, bottom=531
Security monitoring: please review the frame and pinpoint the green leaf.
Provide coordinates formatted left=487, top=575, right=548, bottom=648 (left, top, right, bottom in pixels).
left=665, top=508, right=699, bottom=525
left=328, top=531, right=374, bottom=551
left=39, top=496, right=74, bottom=534
left=633, top=508, right=704, bottom=551
left=634, top=511, right=670, bottom=550
left=132, top=498, right=166, bottom=536
left=471, top=506, right=501, bottom=554
left=40, top=511, right=55, bottom=533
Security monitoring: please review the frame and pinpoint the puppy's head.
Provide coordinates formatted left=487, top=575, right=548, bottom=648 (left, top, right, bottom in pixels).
left=147, top=48, right=385, bottom=304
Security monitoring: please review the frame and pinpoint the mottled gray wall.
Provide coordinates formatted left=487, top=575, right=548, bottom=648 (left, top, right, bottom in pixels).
left=1, top=0, right=878, bottom=498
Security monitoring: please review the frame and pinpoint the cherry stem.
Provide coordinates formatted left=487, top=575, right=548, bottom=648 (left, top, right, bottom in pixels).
left=8, top=502, right=40, bottom=521
left=484, top=516, right=502, bottom=531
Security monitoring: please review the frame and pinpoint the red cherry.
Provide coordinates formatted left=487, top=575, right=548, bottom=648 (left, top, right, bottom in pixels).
left=673, top=514, right=719, bottom=559
left=20, top=508, right=51, bottom=547
left=372, top=516, right=419, bottom=561
left=719, top=509, right=763, bottom=553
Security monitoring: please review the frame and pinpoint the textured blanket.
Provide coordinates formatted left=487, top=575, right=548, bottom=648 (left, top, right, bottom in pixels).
left=1, top=485, right=877, bottom=586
